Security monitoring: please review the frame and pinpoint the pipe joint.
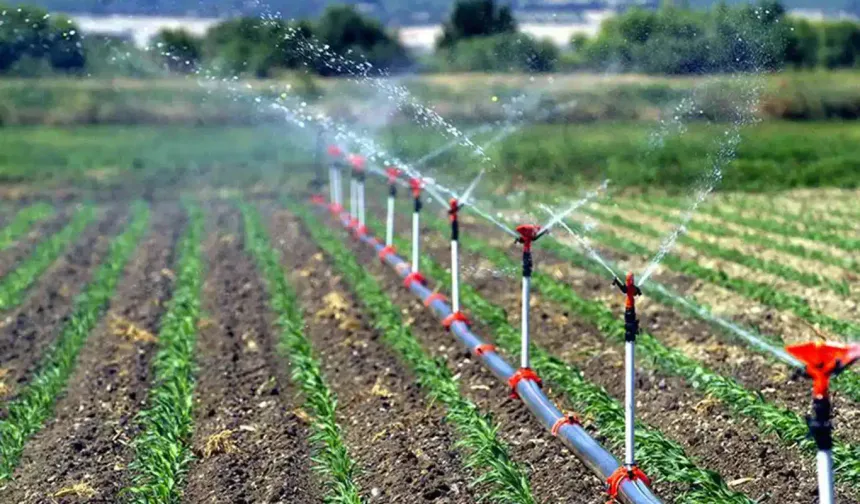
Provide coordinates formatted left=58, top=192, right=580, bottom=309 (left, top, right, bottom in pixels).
left=810, top=397, right=834, bottom=451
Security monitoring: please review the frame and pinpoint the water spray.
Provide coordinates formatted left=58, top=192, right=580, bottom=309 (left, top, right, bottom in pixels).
left=327, top=145, right=344, bottom=214
left=786, top=342, right=860, bottom=504
left=607, top=272, right=651, bottom=496
left=385, top=167, right=401, bottom=248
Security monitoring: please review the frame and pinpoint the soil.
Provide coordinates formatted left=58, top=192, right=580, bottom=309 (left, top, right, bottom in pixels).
left=0, top=204, right=181, bottom=504
left=353, top=204, right=859, bottom=503
left=182, top=203, right=321, bottom=504
left=308, top=208, right=612, bottom=504
left=268, top=206, right=481, bottom=503
left=0, top=208, right=128, bottom=406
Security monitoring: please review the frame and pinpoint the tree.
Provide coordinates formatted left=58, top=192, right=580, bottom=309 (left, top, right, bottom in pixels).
left=313, top=5, right=409, bottom=74
left=153, top=29, right=203, bottom=73
left=0, top=6, right=85, bottom=74
left=437, top=0, right=516, bottom=49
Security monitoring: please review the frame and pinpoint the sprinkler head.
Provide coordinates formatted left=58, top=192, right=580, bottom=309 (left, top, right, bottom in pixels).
left=786, top=342, right=860, bottom=398
left=409, top=177, right=423, bottom=199
left=515, top=224, right=542, bottom=251
left=327, top=145, right=343, bottom=158
left=449, top=198, right=462, bottom=215
left=386, top=167, right=401, bottom=184
left=613, top=272, right=642, bottom=303
left=348, top=154, right=366, bottom=171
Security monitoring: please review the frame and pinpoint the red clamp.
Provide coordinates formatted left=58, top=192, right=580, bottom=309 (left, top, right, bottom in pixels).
left=442, top=311, right=471, bottom=330
left=347, top=218, right=359, bottom=230
left=355, top=225, right=368, bottom=237
left=424, top=292, right=447, bottom=307
left=473, top=344, right=496, bottom=357
left=404, top=271, right=427, bottom=288
left=606, top=465, right=651, bottom=503
left=551, top=412, right=581, bottom=437
left=310, top=194, right=326, bottom=205
left=329, top=203, right=343, bottom=214
left=508, top=367, right=542, bottom=399
left=378, top=246, right=396, bottom=263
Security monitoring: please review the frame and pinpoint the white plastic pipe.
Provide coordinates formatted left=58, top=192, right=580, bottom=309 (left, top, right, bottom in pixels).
left=818, top=450, right=835, bottom=504
left=358, top=180, right=366, bottom=227
left=625, top=340, right=636, bottom=468
left=328, top=167, right=336, bottom=204
left=334, top=169, right=342, bottom=208
left=412, top=211, right=420, bottom=273
left=521, top=275, right=530, bottom=369
left=386, top=195, right=395, bottom=247
left=451, top=239, right=460, bottom=313
left=349, top=178, right=357, bottom=220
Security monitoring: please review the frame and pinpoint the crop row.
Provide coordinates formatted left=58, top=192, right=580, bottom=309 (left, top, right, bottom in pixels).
left=239, top=202, right=363, bottom=504
left=0, top=201, right=150, bottom=480
left=125, top=201, right=203, bottom=503
left=368, top=217, right=753, bottom=503
left=598, top=201, right=851, bottom=296
left=651, top=196, right=859, bottom=252
left=522, top=213, right=860, bottom=405
left=291, top=201, right=538, bottom=504
left=0, top=203, right=53, bottom=251
left=624, top=199, right=857, bottom=273
left=419, top=212, right=860, bottom=487
left=563, top=208, right=860, bottom=339
left=721, top=195, right=857, bottom=235
left=0, top=204, right=95, bottom=310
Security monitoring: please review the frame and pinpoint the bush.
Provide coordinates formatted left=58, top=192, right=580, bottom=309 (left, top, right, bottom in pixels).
left=436, top=33, right=558, bottom=72
left=437, top=0, right=516, bottom=49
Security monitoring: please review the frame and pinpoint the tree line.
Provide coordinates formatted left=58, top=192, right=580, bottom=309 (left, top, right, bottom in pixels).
left=0, top=0, right=858, bottom=77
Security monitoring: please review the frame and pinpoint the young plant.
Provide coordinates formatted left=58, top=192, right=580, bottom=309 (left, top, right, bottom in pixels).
left=0, top=203, right=54, bottom=251
left=238, top=201, right=362, bottom=504
left=0, top=202, right=150, bottom=480
left=0, top=204, right=96, bottom=310
left=291, top=201, right=537, bottom=504
left=125, top=201, right=204, bottom=503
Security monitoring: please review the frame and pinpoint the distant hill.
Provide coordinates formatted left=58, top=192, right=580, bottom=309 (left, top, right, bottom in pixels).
left=21, top=0, right=860, bottom=23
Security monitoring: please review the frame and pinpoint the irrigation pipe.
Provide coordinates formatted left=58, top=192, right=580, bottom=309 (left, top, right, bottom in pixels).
left=316, top=200, right=663, bottom=504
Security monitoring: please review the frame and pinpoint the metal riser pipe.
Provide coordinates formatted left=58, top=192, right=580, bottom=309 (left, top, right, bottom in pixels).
left=327, top=208, right=662, bottom=504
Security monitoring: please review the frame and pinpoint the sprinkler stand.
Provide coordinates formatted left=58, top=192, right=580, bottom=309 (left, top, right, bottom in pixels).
left=608, top=273, right=650, bottom=499
left=786, top=342, right=860, bottom=504
left=403, top=177, right=427, bottom=288
left=348, top=154, right=366, bottom=234
left=385, top=167, right=401, bottom=248
left=515, top=225, right=543, bottom=370
left=443, top=198, right=471, bottom=330
left=327, top=145, right=344, bottom=213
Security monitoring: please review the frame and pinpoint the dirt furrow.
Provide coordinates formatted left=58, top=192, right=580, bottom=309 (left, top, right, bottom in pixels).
left=369, top=207, right=855, bottom=502
left=182, top=204, right=321, bottom=504
left=269, top=207, right=481, bottom=503
left=317, top=209, right=613, bottom=504
left=0, top=208, right=127, bottom=405
left=0, top=205, right=180, bottom=504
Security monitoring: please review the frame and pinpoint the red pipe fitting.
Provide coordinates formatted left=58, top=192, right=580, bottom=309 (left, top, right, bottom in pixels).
left=442, top=311, right=471, bottom=330
left=508, top=367, right=542, bottom=399
left=551, top=412, right=582, bottom=437
left=424, top=292, right=447, bottom=307
left=606, top=465, right=651, bottom=502
left=378, top=245, right=397, bottom=263
left=327, top=145, right=343, bottom=158
left=473, top=344, right=496, bottom=357
left=404, top=271, right=427, bottom=288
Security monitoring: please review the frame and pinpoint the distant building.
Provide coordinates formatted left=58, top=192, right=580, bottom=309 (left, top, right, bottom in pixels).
left=514, top=0, right=659, bottom=23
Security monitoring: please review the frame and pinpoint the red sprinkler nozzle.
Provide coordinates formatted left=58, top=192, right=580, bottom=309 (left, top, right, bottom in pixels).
left=327, top=145, right=343, bottom=158
left=409, top=177, right=423, bottom=199
left=348, top=154, right=366, bottom=171
left=515, top=224, right=541, bottom=252
left=787, top=342, right=860, bottom=398
left=386, top=167, right=401, bottom=184
left=449, top=198, right=461, bottom=218
left=613, top=272, right=642, bottom=304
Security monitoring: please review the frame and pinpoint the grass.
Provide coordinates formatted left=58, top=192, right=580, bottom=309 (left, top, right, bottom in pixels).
left=367, top=215, right=754, bottom=504
left=0, top=203, right=54, bottom=250
left=0, top=204, right=96, bottom=310
left=0, top=201, right=150, bottom=480
left=418, top=211, right=860, bottom=487
left=291, top=201, right=538, bottom=504
left=238, top=201, right=362, bottom=504
left=125, top=201, right=204, bottom=503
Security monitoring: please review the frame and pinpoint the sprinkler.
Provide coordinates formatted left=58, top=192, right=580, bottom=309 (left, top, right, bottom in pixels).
left=514, top=224, right=543, bottom=372
left=786, top=341, right=860, bottom=504
left=348, top=154, right=367, bottom=234
left=608, top=273, right=649, bottom=496
left=405, top=176, right=427, bottom=287
left=326, top=145, right=344, bottom=214
left=385, top=167, right=402, bottom=248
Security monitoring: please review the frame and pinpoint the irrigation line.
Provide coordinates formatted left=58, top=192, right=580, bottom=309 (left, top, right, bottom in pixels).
left=307, top=199, right=663, bottom=504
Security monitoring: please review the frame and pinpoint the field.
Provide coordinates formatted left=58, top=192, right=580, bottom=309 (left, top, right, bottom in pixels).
left=0, top=72, right=857, bottom=504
